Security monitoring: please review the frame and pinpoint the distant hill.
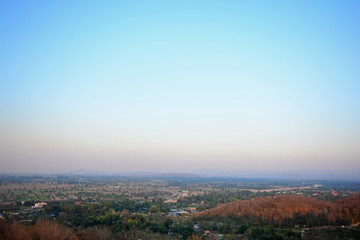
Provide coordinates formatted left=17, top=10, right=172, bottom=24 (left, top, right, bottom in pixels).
left=195, top=194, right=360, bottom=226
left=189, top=169, right=360, bottom=180
left=65, top=169, right=198, bottom=178
left=13, top=168, right=359, bottom=180
left=133, top=173, right=199, bottom=178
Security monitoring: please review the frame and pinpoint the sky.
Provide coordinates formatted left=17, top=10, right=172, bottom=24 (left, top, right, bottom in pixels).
left=0, top=1, right=360, bottom=174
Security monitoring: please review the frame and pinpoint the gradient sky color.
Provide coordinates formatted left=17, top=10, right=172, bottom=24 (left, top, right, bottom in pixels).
left=1, top=1, right=360, bottom=173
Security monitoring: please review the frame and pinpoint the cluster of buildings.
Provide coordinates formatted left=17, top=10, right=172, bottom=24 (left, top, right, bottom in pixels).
left=31, top=202, right=47, bottom=209
left=168, top=209, right=189, bottom=217
left=167, top=206, right=198, bottom=217
left=164, top=190, right=192, bottom=203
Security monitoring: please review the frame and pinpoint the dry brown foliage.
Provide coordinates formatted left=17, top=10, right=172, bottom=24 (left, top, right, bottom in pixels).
left=0, top=221, right=33, bottom=240
left=0, top=220, right=79, bottom=240
left=34, top=220, right=79, bottom=240
left=196, top=194, right=360, bottom=223
left=187, top=234, right=203, bottom=240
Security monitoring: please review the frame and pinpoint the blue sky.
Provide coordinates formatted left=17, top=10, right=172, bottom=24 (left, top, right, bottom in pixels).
left=1, top=1, right=359, bottom=173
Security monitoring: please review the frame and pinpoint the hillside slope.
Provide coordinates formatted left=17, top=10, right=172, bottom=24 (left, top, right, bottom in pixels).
left=195, top=194, right=360, bottom=225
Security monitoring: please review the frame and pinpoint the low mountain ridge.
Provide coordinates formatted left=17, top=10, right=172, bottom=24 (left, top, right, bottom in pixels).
left=195, top=194, right=360, bottom=225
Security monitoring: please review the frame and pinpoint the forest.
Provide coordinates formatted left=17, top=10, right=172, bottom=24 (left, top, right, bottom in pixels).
left=195, top=194, right=360, bottom=227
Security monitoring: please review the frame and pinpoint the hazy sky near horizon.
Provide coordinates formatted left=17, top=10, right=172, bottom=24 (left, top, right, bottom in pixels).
left=1, top=1, right=360, bottom=173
